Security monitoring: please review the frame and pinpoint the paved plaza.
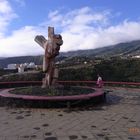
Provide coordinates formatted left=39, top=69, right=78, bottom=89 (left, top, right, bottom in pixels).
left=0, top=87, right=140, bottom=140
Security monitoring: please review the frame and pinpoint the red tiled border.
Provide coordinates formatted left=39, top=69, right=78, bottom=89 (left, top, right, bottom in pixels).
left=0, top=87, right=103, bottom=101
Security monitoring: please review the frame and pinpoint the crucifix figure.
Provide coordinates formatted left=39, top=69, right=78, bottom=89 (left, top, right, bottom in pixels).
left=34, top=27, right=63, bottom=88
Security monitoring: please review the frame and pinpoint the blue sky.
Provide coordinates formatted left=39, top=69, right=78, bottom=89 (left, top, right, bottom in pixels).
left=0, top=0, right=140, bottom=57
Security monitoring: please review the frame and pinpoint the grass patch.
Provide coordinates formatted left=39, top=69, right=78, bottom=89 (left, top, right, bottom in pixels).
left=10, top=86, right=95, bottom=96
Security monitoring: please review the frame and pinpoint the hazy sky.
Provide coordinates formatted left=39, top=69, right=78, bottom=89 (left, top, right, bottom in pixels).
left=0, top=0, right=140, bottom=57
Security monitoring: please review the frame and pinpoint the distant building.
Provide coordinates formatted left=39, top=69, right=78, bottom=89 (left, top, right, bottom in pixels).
left=18, top=64, right=25, bottom=73
left=84, top=61, right=87, bottom=64
left=7, top=64, right=17, bottom=70
left=27, top=62, right=36, bottom=69
left=23, top=63, right=29, bottom=68
left=6, top=62, right=38, bottom=72
left=132, top=55, right=140, bottom=58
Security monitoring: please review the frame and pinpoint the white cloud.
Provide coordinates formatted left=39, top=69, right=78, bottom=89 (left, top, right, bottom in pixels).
left=0, top=0, right=12, bottom=13
left=49, top=7, right=140, bottom=52
left=47, top=7, right=110, bottom=29
left=0, top=0, right=17, bottom=38
left=60, top=20, right=140, bottom=52
left=0, top=0, right=17, bottom=33
left=0, top=26, right=45, bottom=57
left=0, top=5, right=140, bottom=57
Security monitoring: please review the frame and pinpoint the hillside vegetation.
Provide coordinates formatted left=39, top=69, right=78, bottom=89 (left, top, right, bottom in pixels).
left=59, top=58, right=140, bottom=82
left=0, top=58, right=139, bottom=83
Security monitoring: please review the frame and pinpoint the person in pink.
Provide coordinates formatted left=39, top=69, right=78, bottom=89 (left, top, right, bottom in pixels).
left=96, top=74, right=103, bottom=88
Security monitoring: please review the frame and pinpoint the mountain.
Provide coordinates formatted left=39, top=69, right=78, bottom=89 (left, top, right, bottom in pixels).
left=0, top=40, right=140, bottom=68
left=61, top=40, right=140, bottom=57
left=0, top=57, right=5, bottom=59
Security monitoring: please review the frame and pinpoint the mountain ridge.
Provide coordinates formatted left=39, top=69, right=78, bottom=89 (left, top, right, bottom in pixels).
left=60, top=40, right=140, bottom=57
left=0, top=40, right=140, bottom=68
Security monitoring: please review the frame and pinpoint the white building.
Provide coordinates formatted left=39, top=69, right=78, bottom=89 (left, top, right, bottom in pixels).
left=27, top=62, right=36, bottom=69
left=18, top=64, right=25, bottom=73
left=132, top=55, right=140, bottom=58
left=7, top=64, right=17, bottom=70
left=23, top=63, right=29, bottom=68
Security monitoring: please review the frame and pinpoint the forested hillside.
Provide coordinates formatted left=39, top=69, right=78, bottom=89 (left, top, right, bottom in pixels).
left=59, top=58, right=140, bottom=82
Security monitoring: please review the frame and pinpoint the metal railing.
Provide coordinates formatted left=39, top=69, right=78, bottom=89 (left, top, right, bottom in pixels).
left=0, top=80, right=140, bottom=88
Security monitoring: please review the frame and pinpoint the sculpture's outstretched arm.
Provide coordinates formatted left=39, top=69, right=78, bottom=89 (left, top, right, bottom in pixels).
left=34, top=35, right=47, bottom=49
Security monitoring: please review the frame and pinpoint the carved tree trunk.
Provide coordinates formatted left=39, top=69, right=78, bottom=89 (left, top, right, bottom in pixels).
left=42, top=58, right=55, bottom=88
left=34, top=26, right=63, bottom=88
left=42, top=27, right=55, bottom=88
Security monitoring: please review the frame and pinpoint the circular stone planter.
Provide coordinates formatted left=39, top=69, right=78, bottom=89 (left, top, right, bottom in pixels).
left=0, top=86, right=105, bottom=108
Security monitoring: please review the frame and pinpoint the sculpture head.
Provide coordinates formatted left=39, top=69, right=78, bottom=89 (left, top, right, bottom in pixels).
left=53, top=34, right=63, bottom=56
left=43, top=34, right=63, bottom=59
left=53, top=34, right=63, bottom=46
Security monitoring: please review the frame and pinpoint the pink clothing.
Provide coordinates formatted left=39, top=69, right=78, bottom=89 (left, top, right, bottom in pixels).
left=96, top=76, right=103, bottom=88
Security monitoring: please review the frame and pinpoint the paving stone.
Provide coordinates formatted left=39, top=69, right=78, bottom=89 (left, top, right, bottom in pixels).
left=54, top=130, right=67, bottom=137
left=0, top=87, right=140, bottom=140
left=5, top=136, right=19, bottom=140
left=57, top=136, right=70, bottom=140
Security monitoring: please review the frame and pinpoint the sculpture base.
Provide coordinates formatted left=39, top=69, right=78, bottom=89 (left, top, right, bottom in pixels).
left=0, top=86, right=105, bottom=108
